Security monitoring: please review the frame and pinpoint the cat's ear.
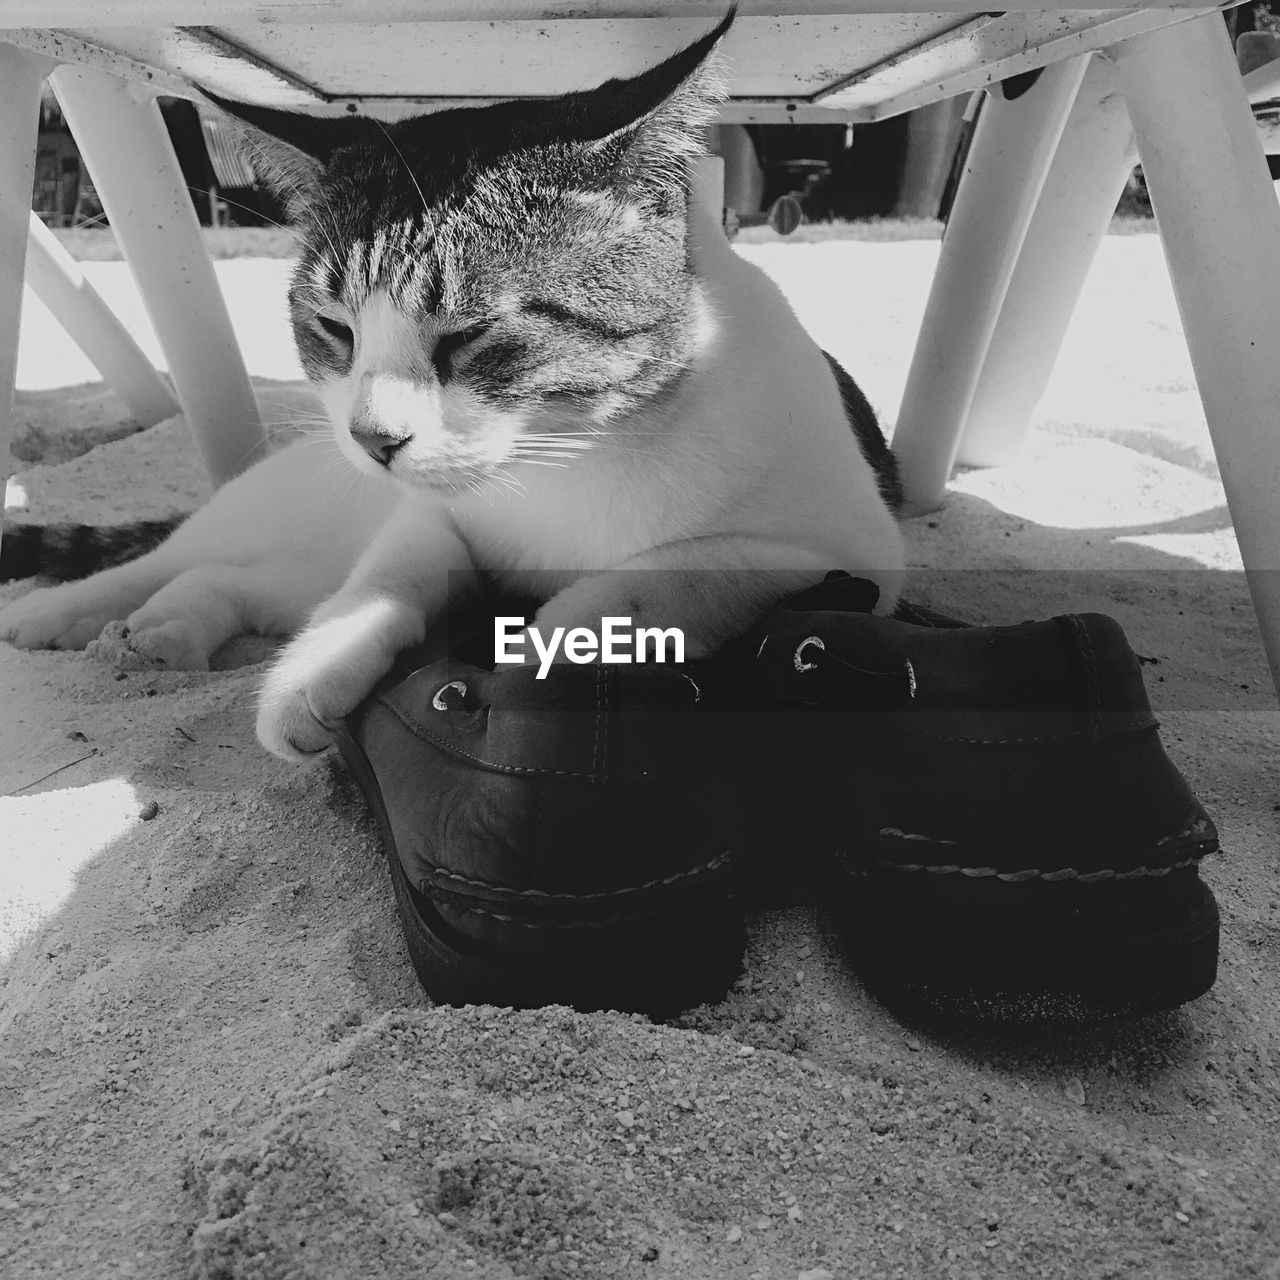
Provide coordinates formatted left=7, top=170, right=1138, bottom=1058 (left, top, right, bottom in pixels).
left=579, top=7, right=734, bottom=205
left=200, top=93, right=367, bottom=216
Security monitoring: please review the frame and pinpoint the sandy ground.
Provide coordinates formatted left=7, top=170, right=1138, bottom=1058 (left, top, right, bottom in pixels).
left=2, top=236, right=1279, bottom=1279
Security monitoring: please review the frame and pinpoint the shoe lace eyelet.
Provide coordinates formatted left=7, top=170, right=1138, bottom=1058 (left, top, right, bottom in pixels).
left=431, top=680, right=468, bottom=711
left=793, top=636, right=825, bottom=673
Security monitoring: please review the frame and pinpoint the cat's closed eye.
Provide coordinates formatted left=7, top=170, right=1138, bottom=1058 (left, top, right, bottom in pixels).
left=312, top=310, right=355, bottom=358
left=433, top=323, right=492, bottom=380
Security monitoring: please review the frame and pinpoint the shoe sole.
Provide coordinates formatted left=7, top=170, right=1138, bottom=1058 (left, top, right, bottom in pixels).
left=828, top=864, right=1219, bottom=1019
left=334, top=724, right=744, bottom=1016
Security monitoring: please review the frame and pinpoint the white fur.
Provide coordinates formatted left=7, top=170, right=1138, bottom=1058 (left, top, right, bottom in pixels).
left=0, top=209, right=904, bottom=759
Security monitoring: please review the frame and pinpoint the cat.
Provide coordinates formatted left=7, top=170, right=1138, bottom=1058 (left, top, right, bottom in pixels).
left=0, top=11, right=905, bottom=761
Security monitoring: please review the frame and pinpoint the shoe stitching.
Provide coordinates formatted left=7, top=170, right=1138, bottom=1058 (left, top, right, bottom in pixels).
left=879, top=815, right=1209, bottom=845
left=422, top=850, right=733, bottom=902
left=891, top=714, right=1156, bottom=746
left=435, top=901, right=707, bottom=929
left=880, top=826, right=957, bottom=844
left=861, top=852, right=1210, bottom=883
left=862, top=816, right=1214, bottom=883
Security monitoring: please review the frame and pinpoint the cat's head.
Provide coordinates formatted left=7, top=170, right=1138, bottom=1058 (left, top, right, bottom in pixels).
left=207, top=12, right=732, bottom=492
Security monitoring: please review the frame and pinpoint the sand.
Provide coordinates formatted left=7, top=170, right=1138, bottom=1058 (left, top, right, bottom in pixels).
left=2, top=235, right=1279, bottom=1279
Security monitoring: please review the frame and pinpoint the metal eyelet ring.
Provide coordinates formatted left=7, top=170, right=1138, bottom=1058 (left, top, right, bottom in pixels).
left=680, top=672, right=703, bottom=704
left=793, top=636, right=826, bottom=673
left=431, top=680, right=468, bottom=711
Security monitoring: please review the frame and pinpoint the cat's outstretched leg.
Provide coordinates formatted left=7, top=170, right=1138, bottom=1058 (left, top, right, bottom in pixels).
left=0, top=550, right=177, bottom=651
left=0, top=434, right=388, bottom=656
left=256, top=496, right=476, bottom=760
left=90, top=558, right=348, bottom=670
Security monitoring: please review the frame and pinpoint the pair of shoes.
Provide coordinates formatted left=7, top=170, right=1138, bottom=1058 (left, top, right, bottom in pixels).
left=337, top=576, right=1220, bottom=1018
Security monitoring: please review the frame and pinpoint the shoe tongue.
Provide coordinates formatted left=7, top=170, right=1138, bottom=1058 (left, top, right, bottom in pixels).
left=787, top=571, right=881, bottom=615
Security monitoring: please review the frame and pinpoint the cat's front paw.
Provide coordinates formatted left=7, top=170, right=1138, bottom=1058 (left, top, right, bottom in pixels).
left=0, top=583, right=124, bottom=651
left=255, top=616, right=398, bottom=761
left=257, top=676, right=335, bottom=760
left=84, top=619, right=211, bottom=672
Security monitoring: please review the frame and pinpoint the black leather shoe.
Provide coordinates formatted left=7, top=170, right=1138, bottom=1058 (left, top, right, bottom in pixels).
left=734, top=573, right=1220, bottom=1016
left=335, top=653, right=743, bottom=1016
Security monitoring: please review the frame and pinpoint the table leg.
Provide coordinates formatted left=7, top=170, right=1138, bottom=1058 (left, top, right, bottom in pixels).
left=892, top=55, right=1090, bottom=514
left=1113, top=13, right=1280, bottom=696
left=0, top=43, right=51, bottom=545
left=25, top=212, right=180, bottom=428
left=958, top=56, right=1136, bottom=468
left=49, top=64, right=266, bottom=486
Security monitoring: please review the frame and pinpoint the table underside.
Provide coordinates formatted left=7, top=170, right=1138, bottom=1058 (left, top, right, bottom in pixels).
left=3, top=4, right=1222, bottom=122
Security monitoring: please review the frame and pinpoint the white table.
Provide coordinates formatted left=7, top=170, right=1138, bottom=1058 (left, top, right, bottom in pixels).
left=5, top=3, right=1280, bottom=689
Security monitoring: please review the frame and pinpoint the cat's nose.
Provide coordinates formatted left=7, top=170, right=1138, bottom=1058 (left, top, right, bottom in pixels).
left=350, top=428, right=410, bottom=467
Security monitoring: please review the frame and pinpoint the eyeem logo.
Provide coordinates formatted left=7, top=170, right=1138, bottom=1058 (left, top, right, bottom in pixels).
left=494, top=616, right=686, bottom=679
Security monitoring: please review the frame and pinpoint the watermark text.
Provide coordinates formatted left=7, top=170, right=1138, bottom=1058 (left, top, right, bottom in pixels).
left=494, top=616, right=685, bottom=679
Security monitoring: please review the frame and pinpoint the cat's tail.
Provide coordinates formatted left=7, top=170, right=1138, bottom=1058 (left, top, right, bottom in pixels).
left=821, top=350, right=905, bottom=513
left=0, top=517, right=183, bottom=582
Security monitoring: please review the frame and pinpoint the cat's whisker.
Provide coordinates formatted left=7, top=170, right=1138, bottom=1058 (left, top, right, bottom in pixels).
left=330, top=468, right=364, bottom=508
left=313, top=451, right=350, bottom=478
left=262, top=417, right=331, bottom=437
left=259, top=407, right=326, bottom=420
left=492, top=468, right=527, bottom=499
left=286, top=436, right=339, bottom=458
left=469, top=474, right=500, bottom=507
left=313, top=456, right=364, bottom=509
left=254, top=390, right=321, bottom=405
left=257, top=399, right=328, bottom=417
left=373, top=119, right=431, bottom=220
left=578, top=426, right=662, bottom=444
left=609, top=348, right=694, bottom=372
left=514, top=437, right=596, bottom=453
left=183, top=186, right=295, bottom=236
left=270, top=429, right=330, bottom=444
left=271, top=423, right=334, bottom=438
